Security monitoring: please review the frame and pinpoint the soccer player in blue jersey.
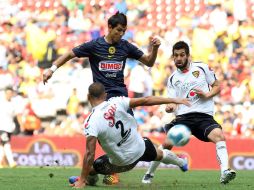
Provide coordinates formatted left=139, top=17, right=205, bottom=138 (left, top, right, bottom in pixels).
left=43, top=12, right=160, bottom=100
left=42, top=12, right=161, bottom=185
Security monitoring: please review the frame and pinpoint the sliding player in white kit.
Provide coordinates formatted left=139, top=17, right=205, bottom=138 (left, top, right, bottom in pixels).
left=72, top=82, right=190, bottom=188
left=142, top=41, right=236, bottom=184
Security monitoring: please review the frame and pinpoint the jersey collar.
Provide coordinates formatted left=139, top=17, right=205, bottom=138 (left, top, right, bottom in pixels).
left=92, top=101, right=107, bottom=111
left=177, top=62, right=192, bottom=73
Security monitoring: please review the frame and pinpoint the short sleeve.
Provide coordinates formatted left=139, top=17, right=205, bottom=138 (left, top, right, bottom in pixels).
left=167, top=76, right=177, bottom=98
left=126, top=42, right=144, bottom=60
left=72, top=40, right=94, bottom=58
left=111, top=96, right=130, bottom=112
left=202, top=64, right=217, bottom=85
left=83, top=116, right=99, bottom=137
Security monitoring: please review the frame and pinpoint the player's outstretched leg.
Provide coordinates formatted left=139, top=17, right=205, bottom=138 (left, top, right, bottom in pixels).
left=142, top=146, right=188, bottom=184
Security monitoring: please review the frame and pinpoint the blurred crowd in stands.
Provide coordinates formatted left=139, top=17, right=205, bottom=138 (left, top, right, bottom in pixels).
left=0, top=0, right=254, bottom=138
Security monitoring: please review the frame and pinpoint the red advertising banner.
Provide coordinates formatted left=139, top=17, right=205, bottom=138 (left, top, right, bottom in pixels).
left=11, top=135, right=254, bottom=170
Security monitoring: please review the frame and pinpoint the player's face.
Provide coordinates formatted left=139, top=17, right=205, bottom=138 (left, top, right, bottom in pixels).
left=173, top=49, right=189, bottom=70
left=109, top=24, right=126, bottom=43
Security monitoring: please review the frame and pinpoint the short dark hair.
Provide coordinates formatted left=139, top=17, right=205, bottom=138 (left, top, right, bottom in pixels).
left=172, top=41, right=190, bottom=55
left=88, top=82, right=105, bottom=98
left=108, top=11, right=127, bottom=28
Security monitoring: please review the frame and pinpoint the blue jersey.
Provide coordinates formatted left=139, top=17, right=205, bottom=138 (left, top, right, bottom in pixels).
left=72, top=37, right=144, bottom=97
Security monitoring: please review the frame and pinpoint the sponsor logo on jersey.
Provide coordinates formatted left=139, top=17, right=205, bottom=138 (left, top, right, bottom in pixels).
left=99, top=61, right=123, bottom=72
left=192, top=71, right=200, bottom=78
left=109, top=46, right=116, bottom=54
left=188, top=90, right=196, bottom=97
left=186, top=89, right=199, bottom=101
left=104, top=104, right=117, bottom=127
left=106, top=73, right=117, bottom=78
left=181, top=81, right=198, bottom=91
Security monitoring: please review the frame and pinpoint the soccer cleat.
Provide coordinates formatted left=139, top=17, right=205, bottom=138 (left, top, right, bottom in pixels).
left=179, top=158, right=188, bottom=172
left=220, top=169, right=236, bottom=184
left=142, top=173, right=154, bottom=184
left=103, top=173, right=119, bottom=185
left=178, top=154, right=188, bottom=172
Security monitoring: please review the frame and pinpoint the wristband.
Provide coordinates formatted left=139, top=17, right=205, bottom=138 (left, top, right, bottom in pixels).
left=49, top=65, right=57, bottom=72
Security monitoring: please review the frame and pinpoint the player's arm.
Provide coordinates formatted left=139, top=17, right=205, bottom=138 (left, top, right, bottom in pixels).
left=207, top=80, right=220, bottom=98
left=43, top=51, right=76, bottom=84
left=165, top=76, right=178, bottom=113
left=194, top=64, right=221, bottom=99
left=129, top=96, right=190, bottom=108
left=194, top=80, right=221, bottom=100
left=52, top=51, right=76, bottom=69
left=75, top=136, right=97, bottom=188
left=138, top=37, right=161, bottom=67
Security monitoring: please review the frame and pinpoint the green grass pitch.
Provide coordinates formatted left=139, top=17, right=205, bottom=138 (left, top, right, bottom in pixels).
left=0, top=167, right=253, bottom=190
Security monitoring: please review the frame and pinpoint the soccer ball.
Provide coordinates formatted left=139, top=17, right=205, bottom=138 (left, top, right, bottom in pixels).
left=167, top=124, right=191, bottom=146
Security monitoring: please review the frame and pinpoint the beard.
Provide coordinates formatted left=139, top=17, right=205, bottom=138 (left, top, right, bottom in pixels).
left=175, top=59, right=189, bottom=70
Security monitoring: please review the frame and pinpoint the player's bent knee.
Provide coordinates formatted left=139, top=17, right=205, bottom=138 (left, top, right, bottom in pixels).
left=208, top=128, right=225, bottom=142
left=209, top=133, right=225, bottom=142
left=93, top=157, right=112, bottom=175
left=155, top=148, right=163, bottom=161
left=163, top=140, right=174, bottom=149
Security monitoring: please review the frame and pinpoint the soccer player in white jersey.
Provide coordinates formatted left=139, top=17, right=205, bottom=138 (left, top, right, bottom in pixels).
left=72, top=82, right=190, bottom=188
left=142, top=41, right=236, bottom=184
left=0, top=87, right=18, bottom=168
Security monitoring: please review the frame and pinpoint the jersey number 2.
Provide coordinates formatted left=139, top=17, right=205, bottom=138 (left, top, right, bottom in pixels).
left=115, top=120, right=131, bottom=146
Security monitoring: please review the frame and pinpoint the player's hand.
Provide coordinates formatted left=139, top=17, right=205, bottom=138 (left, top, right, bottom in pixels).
left=179, top=98, right=191, bottom=106
left=42, top=69, right=53, bottom=85
left=193, top=89, right=209, bottom=100
left=73, top=180, right=86, bottom=189
left=165, top=104, right=177, bottom=113
left=150, top=37, right=161, bottom=48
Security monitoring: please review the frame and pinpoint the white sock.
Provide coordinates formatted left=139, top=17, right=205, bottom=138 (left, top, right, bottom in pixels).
left=216, top=141, right=228, bottom=174
left=146, top=161, right=160, bottom=175
left=3, top=143, right=15, bottom=166
left=0, top=145, right=4, bottom=164
left=146, top=145, right=163, bottom=175
left=160, top=149, right=184, bottom=167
